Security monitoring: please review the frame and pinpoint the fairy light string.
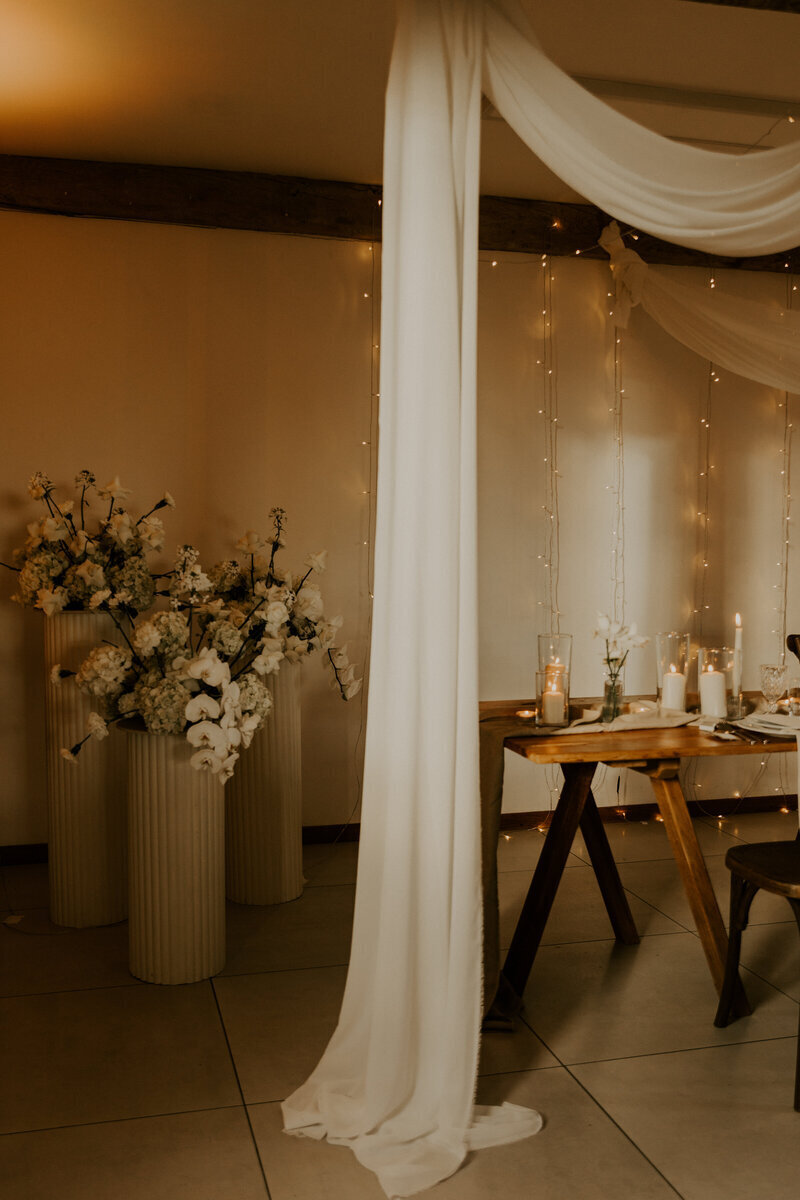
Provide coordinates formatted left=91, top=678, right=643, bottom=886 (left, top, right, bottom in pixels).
left=539, top=254, right=562, bottom=635
left=774, top=271, right=795, bottom=662
left=693, top=358, right=716, bottom=643
left=610, top=322, right=626, bottom=626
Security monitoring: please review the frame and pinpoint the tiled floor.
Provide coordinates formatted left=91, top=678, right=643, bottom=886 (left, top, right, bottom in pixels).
left=2, top=810, right=799, bottom=1199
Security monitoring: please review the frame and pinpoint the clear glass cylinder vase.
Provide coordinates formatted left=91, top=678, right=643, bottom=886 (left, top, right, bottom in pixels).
left=601, top=672, right=624, bottom=723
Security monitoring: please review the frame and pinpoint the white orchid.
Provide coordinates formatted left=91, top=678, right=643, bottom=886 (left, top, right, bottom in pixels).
left=97, top=475, right=132, bottom=502
left=185, top=693, right=221, bottom=723
left=236, top=530, right=266, bottom=556
left=594, top=613, right=649, bottom=681
left=304, top=550, right=328, bottom=573
left=185, top=647, right=231, bottom=689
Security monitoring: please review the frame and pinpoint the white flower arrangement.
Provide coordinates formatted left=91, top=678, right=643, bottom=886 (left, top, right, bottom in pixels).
left=594, top=613, right=649, bottom=686
left=2, top=471, right=174, bottom=620
left=64, top=545, right=274, bottom=782
left=208, top=506, right=362, bottom=701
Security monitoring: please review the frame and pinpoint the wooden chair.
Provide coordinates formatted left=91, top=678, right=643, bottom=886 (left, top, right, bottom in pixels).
left=714, top=838, right=800, bottom=1111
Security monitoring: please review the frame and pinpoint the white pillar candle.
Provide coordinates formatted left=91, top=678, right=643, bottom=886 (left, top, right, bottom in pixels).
left=661, top=665, right=686, bottom=711
left=699, top=668, right=727, bottom=718
left=732, top=613, right=743, bottom=698
left=542, top=684, right=566, bottom=725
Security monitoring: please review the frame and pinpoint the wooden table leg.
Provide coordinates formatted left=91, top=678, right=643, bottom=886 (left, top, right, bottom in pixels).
left=499, top=762, right=595, bottom=1009
left=651, top=774, right=751, bottom=1018
left=579, top=791, right=640, bottom=946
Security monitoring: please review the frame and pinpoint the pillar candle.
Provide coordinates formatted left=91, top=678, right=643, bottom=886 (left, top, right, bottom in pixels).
left=699, top=668, right=727, bottom=718
left=542, top=683, right=566, bottom=725
left=661, top=665, right=686, bottom=711
left=732, top=613, right=743, bottom=698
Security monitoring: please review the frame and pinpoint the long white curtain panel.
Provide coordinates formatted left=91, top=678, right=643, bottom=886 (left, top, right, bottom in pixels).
left=284, top=2, right=800, bottom=1196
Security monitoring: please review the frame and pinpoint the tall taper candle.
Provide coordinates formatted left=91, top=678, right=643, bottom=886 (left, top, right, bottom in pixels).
left=733, top=612, right=743, bottom=699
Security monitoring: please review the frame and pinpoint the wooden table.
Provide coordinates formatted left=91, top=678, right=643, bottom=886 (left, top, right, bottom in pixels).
left=496, top=718, right=795, bottom=1020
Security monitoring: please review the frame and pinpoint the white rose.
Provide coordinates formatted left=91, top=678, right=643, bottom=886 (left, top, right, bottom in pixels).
left=42, top=516, right=68, bottom=542
left=294, top=584, right=324, bottom=623
left=36, top=587, right=69, bottom=616
left=75, top=560, right=107, bottom=590
left=87, top=712, right=109, bottom=740
left=108, top=511, right=135, bottom=546
left=264, top=600, right=289, bottom=631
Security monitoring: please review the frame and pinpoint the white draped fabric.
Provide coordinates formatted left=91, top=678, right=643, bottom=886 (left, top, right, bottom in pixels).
left=600, top=222, right=800, bottom=394
left=484, top=0, right=800, bottom=256
left=283, top=1, right=800, bottom=1196
left=283, top=3, right=541, bottom=1195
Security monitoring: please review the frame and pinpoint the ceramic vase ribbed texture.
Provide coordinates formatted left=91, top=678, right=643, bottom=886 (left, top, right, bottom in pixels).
left=225, top=665, right=303, bottom=904
left=44, top=611, right=127, bottom=927
left=127, top=728, right=225, bottom=984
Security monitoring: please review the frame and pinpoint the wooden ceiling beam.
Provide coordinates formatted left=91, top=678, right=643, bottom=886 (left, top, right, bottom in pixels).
left=681, top=1, right=800, bottom=13
left=0, top=153, right=798, bottom=274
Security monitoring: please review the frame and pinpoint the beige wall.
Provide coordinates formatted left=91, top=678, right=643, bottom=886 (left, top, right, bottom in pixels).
left=1, top=211, right=796, bottom=844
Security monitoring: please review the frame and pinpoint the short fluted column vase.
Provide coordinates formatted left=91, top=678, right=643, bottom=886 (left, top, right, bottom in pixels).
left=44, top=611, right=127, bottom=927
left=126, top=727, right=226, bottom=984
left=225, top=665, right=303, bottom=905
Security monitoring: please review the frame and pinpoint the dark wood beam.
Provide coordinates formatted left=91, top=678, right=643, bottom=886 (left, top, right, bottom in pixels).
left=681, top=1, right=800, bottom=12
left=1, top=153, right=798, bottom=274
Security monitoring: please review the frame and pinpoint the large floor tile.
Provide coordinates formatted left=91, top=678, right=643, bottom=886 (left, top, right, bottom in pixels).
left=214, top=966, right=347, bottom=1103
left=1, top=1107, right=268, bottom=1200
left=738, top=920, right=800, bottom=1002
left=697, top=809, right=800, bottom=844
left=0, top=982, right=240, bottom=1133
left=570, top=814, right=741, bottom=865
left=520, top=931, right=799, bottom=1064
left=249, top=1068, right=678, bottom=1200
left=498, top=862, right=683, bottom=951
left=573, top=1038, right=800, bottom=1200
left=215, top=966, right=556, bottom=1109
left=0, top=911, right=135, bottom=997
left=617, top=854, right=794, bottom=931
left=221, top=884, right=355, bottom=975
left=303, top=842, right=360, bottom=888
left=496, top=826, right=585, bottom=873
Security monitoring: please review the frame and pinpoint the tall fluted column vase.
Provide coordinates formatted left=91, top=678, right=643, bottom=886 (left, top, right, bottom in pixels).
left=225, top=665, right=303, bottom=904
left=44, top=611, right=127, bottom=927
left=126, top=727, right=226, bottom=984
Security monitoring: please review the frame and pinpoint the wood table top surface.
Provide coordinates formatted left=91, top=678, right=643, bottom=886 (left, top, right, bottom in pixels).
left=479, top=697, right=796, bottom=766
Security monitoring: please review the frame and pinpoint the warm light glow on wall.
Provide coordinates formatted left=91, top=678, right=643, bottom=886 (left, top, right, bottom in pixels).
left=0, top=4, right=100, bottom=101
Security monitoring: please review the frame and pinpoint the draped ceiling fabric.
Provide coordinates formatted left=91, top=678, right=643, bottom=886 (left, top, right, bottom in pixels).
left=283, top=1, right=800, bottom=1196
left=601, top=221, right=800, bottom=394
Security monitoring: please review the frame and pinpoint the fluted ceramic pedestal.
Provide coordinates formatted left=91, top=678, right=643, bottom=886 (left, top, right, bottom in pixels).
left=126, top=727, right=226, bottom=984
left=44, top=611, right=127, bottom=927
left=225, top=665, right=303, bottom=904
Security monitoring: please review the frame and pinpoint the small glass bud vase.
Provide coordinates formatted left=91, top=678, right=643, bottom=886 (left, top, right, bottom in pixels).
left=698, top=647, right=735, bottom=718
left=601, top=670, right=624, bottom=723
left=536, top=668, right=570, bottom=727
left=655, top=632, right=691, bottom=711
